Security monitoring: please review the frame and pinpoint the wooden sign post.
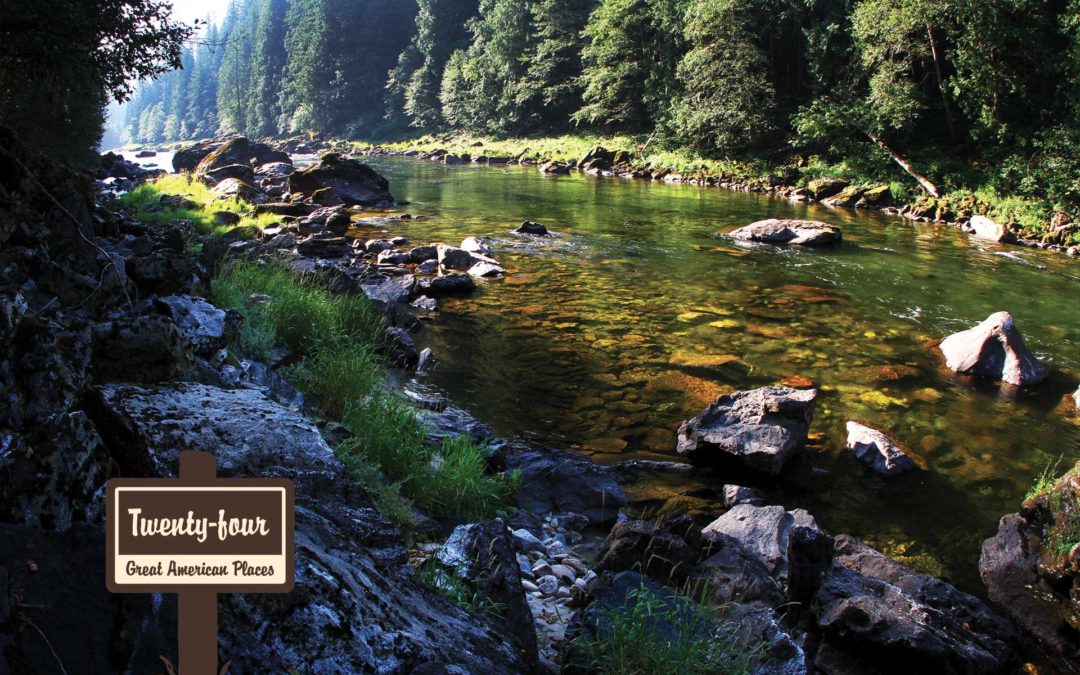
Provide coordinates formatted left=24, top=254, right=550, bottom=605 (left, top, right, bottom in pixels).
left=106, top=451, right=295, bottom=674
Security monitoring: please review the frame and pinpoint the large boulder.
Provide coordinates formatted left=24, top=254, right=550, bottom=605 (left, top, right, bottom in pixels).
left=91, top=314, right=193, bottom=383
left=594, top=517, right=701, bottom=583
left=435, top=520, right=538, bottom=665
left=436, top=243, right=504, bottom=277
left=194, top=137, right=290, bottom=177
left=155, top=295, right=239, bottom=358
left=980, top=464, right=1080, bottom=672
left=701, top=504, right=820, bottom=583
left=808, top=177, right=850, bottom=200
left=676, top=386, right=817, bottom=475
left=938, top=311, right=1049, bottom=387
left=844, top=420, right=918, bottom=477
left=968, top=215, right=1015, bottom=243
left=288, top=153, right=393, bottom=206
left=213, top=177, right=265, bottom=203
left=172, top=140, right=221, bottom=172
left=814, top=535, right=1019, bottom=675
left=506, top=447, right=627, bottom=524
left=726, top=219, right=842, bottom=246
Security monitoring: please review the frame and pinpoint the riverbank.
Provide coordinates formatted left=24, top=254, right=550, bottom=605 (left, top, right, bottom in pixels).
left=347, top=133, right=1080, bottom=256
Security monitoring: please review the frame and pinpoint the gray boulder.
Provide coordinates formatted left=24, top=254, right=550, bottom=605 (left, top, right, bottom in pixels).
left=91, top=314, right=193, bottom=383
left=845, top=421, right=918, bottom=477
left=436, top=243, right=504, bottom=277
left=727, top=219, right=841, bottom=246
left=677, top=386, right=817, bottom=475
left=701, top=504, right=819, bottom=582
left=155, top=295, right=239, bottom=358
left=939, top=311, right=1049, bottom=387
left=814, top=535, right=1019, bottom=675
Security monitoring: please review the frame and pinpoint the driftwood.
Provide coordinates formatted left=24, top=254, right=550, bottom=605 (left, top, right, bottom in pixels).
left=867, top=132, right=940, bottom=198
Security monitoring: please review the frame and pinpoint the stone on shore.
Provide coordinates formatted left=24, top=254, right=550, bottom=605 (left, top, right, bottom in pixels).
left=938, top=311, right=1049, bottom=386
left=726, top=219, right=841, bottom=246
left=288, top=153, right=394, bottom=206
left=969, top=215, right=1015, bottom=243
left=701, top=504, right=819, bottom=582
left=506, top=447, right=626, bottom=524
left=845, top=421, right=918, bottom=477
left=676, top=386, right=817, bottom=475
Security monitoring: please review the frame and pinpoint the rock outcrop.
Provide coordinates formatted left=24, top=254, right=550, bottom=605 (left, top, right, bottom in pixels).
left=677, top=386, right=817, bottom=474
left=288, top=153, right=394, bottom=206
left=507, top=447, right=627, bottom=524
left=938, top=311, right=1049, bottom=386
left=726, top=219, right=842, bottom=246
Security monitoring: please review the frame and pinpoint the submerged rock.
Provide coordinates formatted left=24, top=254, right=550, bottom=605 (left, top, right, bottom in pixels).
left=726, top=219, right=842, bottom=246
left=676, top=386, right=817, bottom=475
left=938, top=311, right=1049, bottom=386
left=845, top=420, right=918, bottom=477
left=288, top=153, right=393, bottom=206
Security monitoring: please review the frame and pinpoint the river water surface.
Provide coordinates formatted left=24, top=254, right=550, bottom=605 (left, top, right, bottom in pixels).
left=358, top=157, right=1080, bottom=592
left=127, top=150, right=1079, bottom=591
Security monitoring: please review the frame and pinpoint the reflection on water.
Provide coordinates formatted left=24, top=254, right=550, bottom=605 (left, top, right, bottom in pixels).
left=361, top=158, right=1080, bottom=591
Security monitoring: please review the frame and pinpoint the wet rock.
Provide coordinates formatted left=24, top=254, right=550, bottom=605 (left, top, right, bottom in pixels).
left=506, top=447, right=627, bottom=524
left=424, top=273, right=476, bottom=296
left=938, top=311, right=1049, bottom=387
left=723, top=484, right=765, bottom=507
left=845, top=421, right=918, bottom=477
left=786, top=524, right=835, bottom=609
left=676, top=386, right=817, bottom=475
left=376, top=250, right=412, bottom=266
left=822, top=185, right=866, bottom=207
left=91, top=314, right=193, bottom=383
left=436, top=244, right=504, bottom=277
left=436, top=520, right=539, bottom=665
left=727, top=219, right=842, bottom=246
left=702, top=504, right=820, bottom=582
left=577, top=146, right=615, bottom=168
left=288, top=153, right=393, bottom=206
left=857, top=185, right=892, bottom=208
left=361, top=275, right=415, bottom=308
left=594, top=518, right=700, bottom=583
left=814, top=535, right=1019, bottom=675
left=155, top=295, right=238, bottom=358
left=410, top=295, right=438, bottom=311
left=296, top=205, right=353, bottom=235
left=515, top=220, right=548, bottom=235
left=540, top=161, right=571, bottom=174
left=969, top=215, right=1015, bottom=243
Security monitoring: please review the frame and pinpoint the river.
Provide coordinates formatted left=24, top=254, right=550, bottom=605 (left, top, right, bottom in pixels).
left=125, top=150, right=1079, bottom=592
left=361, top=156, right=1079, bottom=592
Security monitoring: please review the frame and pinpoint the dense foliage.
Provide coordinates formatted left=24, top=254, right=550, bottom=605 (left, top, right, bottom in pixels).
left=123, top=0, right=1080, bottom=215
left=0, top=0, right=192, bottom=165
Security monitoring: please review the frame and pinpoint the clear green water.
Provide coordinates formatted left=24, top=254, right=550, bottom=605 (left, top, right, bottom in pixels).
left=361, top=157, right=1080, bottom=591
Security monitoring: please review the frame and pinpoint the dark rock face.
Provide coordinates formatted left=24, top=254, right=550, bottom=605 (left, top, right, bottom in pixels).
left=814, top=535, right=1019, bottom=675
left=155, top=295, right=239, bottom=358
left=938, top=311, right=1049, bottom=387
left=91, top=314, right=193, bottom=383
left=726, top=219, right=842, bottom=246
left=594, top=517, right=701, bottom=583
left=423, top=272, right=477, bottom=296
left=506, top=447, right=627, bottom=524
left=698, top=533, right=786, bottom=608
left=677, top=386, right=817, bottom=475
left=172, top=140, right=221, bottom=172
left=980, top=465, right=1080, bottom=672
left=845, top=420, right=918, bottom=477
left=288, top=153, right=393, bottom=206
left=201, top=162, right=255, bottom=185
left=436, top=520, right=539, bottom=666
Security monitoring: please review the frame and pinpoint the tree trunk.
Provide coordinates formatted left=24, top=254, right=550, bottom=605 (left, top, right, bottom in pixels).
left=866, top=132, right=940, bottom=198
left=926, top=23, right=956, bottom=139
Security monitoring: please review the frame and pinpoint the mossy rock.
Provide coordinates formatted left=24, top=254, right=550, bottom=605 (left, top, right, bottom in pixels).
left=808, top=177, right=850, bottom=199
left=856, top=185, right=892, bottom=207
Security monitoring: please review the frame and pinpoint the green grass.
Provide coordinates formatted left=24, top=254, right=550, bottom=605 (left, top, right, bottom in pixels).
left=212, top=260, right=516, bottom=526
left=415, top=553, right=507, bottom=617
left=571, top=580, right=761, bottom=675
left=118, top=174, right=280, bottom=236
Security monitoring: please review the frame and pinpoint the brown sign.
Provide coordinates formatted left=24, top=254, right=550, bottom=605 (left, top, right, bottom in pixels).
left=106, top=451, right=295, bottom=673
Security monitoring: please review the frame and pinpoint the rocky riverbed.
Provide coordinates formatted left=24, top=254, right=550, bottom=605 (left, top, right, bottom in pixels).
left=2, top=130, right=1077, bottom=672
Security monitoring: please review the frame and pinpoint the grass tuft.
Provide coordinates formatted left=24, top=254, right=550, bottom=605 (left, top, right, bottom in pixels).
left=118, top=174, right=280, bottom=236
left=212, top=260, right=515, bottom=526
